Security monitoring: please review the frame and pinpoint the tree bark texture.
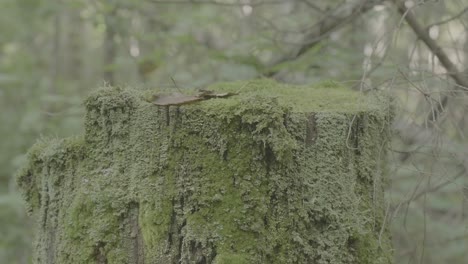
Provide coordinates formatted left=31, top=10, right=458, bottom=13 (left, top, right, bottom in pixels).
left=17, top=79, right=393, bottom=264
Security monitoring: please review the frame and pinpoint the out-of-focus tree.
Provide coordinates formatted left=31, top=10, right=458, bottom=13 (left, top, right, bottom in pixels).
left=0, top=0, right=467, bottom=263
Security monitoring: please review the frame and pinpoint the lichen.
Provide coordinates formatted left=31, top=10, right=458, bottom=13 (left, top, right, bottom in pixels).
left=16, top=79, right=393, bottom=263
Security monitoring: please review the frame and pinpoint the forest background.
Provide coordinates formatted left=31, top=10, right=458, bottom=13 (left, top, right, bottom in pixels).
left=0, top=0, right=467, bottom=263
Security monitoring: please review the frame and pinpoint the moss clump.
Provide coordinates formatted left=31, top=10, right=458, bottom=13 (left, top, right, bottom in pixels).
left=17, top=79, right=393, bottom=263
left=203, top=79, right=380, bottom=112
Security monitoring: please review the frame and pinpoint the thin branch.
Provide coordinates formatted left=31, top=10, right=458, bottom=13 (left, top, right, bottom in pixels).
left=103, top=8, right=118, bottom=86
left=393, top=119, right=468, bottom=173
left=301, top=0, right=325, bottom=13
left=261, top=1, right=349, bottom=45
left=265, top=0, right=384, bottom=77
left=427, top=5, right=468, bottom=29
left=51, top=10, right=62, bottom=93
left=393, top=0, right=468, bottom=91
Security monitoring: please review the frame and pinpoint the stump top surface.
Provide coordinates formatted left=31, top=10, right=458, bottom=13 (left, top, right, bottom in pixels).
left=197, top=79, right=383, bottom=113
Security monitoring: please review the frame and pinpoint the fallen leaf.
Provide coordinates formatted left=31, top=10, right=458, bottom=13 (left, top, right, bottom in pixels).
left=197, top=89, right=237, bottom=99
left=152, top=93, right=202, bottom=106
left=151, top=90, right=238, bottom=106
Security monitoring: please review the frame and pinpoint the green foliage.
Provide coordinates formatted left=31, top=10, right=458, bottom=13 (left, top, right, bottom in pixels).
left=0, top=192, right=32, bottom=264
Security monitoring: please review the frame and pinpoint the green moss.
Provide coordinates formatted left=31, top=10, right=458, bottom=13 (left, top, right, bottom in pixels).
left=203, top=79, right=378, bottom=112
left=214, top=253, right=250, bottom=264
left=16, top=80, right=393, bottom=263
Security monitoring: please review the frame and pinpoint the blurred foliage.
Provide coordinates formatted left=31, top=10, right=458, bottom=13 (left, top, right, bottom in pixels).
left=0, top=0, right=467, bottom=263
left=0, top=192, right=32, bottom=263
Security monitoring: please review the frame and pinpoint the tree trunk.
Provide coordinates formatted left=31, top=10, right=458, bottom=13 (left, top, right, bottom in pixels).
left=17, top=79, right=393, bottom=264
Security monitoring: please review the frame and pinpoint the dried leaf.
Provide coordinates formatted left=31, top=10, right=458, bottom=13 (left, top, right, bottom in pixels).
left=197, top=89, right=237, bottom=99
left=152, top=93, right=202, bottom=106
left=211, top=92, right=237, bottom=98
left=197, top=89, right=214, bottom=97
left=151, top=90, right=237, bottom=106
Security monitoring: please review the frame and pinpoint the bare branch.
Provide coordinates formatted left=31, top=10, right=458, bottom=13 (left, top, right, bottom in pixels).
left=394, top=168, right=465, bottom=207
left=427, top=5, right=468, bottom=29
left=265, top=0, right=384, bottom=77
left=393, top=119, right=468, bottom=173
left=393, top=0, right=468, bottom=91
left=300, top=0, right=325, bottom=13
left=103, top=7, right=118, bottom=86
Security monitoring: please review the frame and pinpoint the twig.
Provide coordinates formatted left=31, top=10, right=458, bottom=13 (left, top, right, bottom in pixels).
left=266, top=0, right=383, bottom=77
left=393, top=0, right=468, bottom=91
left=426, top=6, right=468, bottom=29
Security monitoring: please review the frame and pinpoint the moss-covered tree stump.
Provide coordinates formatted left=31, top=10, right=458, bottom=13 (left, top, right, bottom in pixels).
left=17, top=79, right=393, bottom=264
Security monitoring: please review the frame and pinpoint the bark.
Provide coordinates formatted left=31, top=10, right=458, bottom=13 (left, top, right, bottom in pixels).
left=17, top=80, right=393, bottom=264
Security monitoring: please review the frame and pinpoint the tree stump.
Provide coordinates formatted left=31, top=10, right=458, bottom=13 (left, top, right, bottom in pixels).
left=17, top=79, right=393, bottom=264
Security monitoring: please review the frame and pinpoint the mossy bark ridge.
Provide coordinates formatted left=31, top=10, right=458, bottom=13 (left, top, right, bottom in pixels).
left=17, top=79, right=393, bottom=263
